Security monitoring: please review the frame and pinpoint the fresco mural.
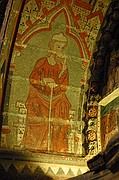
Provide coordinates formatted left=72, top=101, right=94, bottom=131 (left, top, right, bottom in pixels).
left=100, top=97, right=119, bottom=150
left=0, top=0, right=112, bottom=158
left=1, top=0, right=88, bottom=155
left=1, top=1, right=118, bottom=179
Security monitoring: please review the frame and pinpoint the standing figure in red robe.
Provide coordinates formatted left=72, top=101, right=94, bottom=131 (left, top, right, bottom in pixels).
left=22, top=33, right=71, bottom=153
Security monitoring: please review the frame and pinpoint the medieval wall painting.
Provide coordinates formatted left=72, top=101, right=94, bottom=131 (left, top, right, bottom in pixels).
left=1, top=0, right=87, bottom=155
left=100, top=97, right=119, bottom=150
left=1, top=0, right=111, bottom=156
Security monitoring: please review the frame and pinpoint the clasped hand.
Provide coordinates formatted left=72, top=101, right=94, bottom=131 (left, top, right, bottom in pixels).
left=41, top=78, right=57, bottom=88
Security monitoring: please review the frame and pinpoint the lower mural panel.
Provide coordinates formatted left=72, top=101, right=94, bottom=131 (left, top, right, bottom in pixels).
left=1, top=99, right=83, bottom=155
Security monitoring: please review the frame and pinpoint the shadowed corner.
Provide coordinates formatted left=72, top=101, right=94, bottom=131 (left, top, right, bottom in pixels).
left=67, top=132, right=119, bottom=180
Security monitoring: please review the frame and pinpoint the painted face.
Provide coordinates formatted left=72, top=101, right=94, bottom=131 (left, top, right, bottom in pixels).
left=53, top=41, right=66, bottom=54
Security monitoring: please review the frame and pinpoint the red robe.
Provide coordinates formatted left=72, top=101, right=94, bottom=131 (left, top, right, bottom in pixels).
left=22, top=58, right=71, bottom=153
